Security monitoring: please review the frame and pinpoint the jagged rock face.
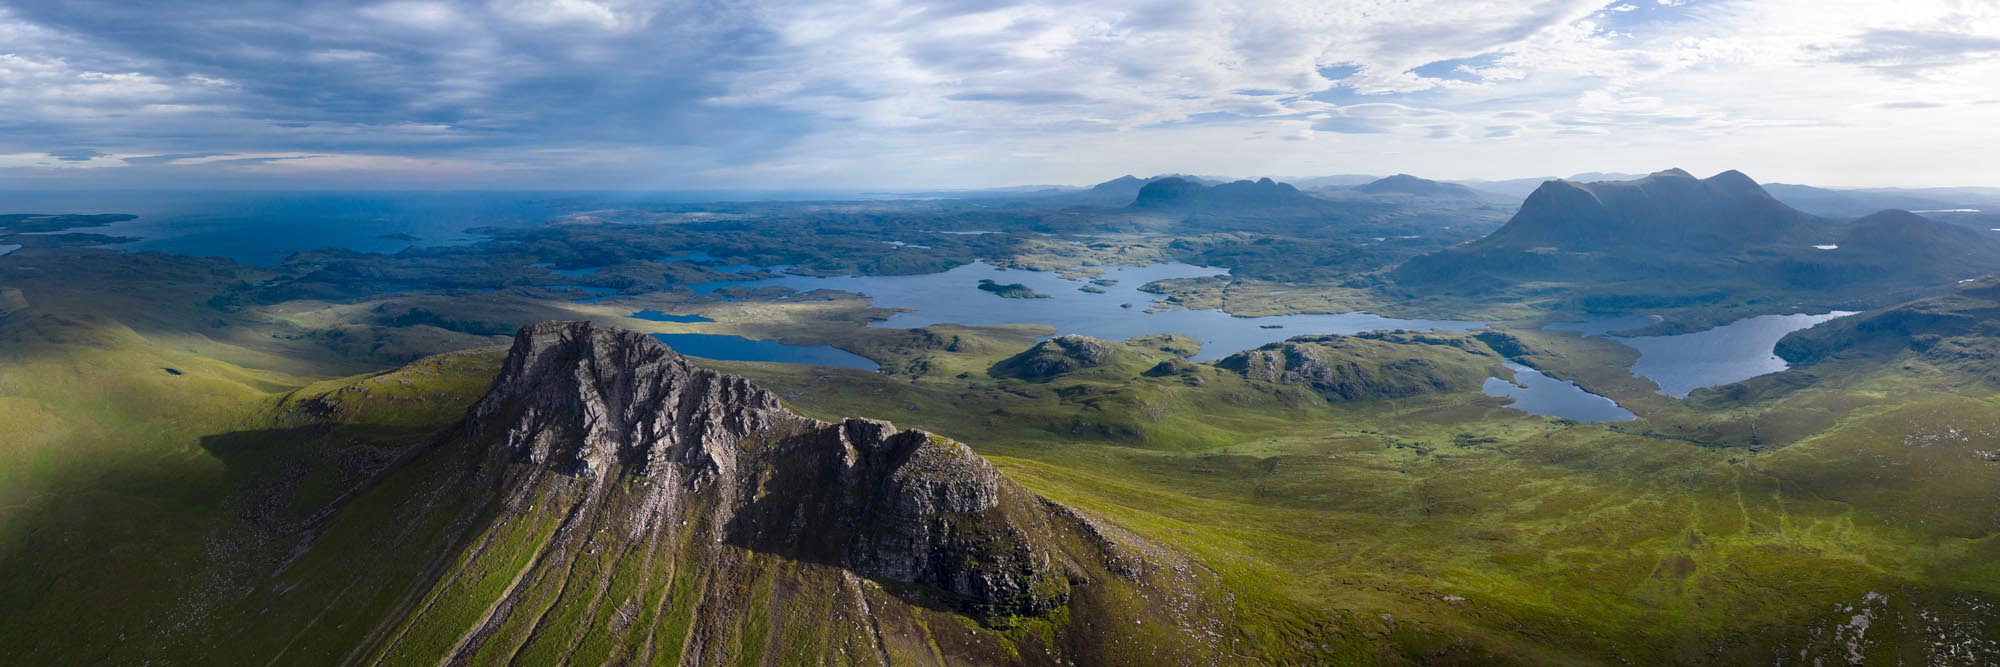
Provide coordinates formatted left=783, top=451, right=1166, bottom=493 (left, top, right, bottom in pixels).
left=467, top=321, right=1067, bottom=618
left=244, top=321, right=1230, bottom=666
left=470, top=321, right=797, bottom=480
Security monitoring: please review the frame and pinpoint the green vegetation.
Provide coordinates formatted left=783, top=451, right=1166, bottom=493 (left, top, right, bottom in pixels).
left=978, top=279, right=1051, bottom=299
left=4, top=187, right=2000, bottom=665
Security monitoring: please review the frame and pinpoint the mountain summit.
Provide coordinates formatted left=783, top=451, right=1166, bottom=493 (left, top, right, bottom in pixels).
left=1130, top=176, right=1320, bottom=211
left=226, top=321, right=1226, bottom=665
left=1393, top=169, right=2000, bottom=303
left=1478, top=168, right=1813, bottom=252
left=1352, top=174, right=1486, bottom=200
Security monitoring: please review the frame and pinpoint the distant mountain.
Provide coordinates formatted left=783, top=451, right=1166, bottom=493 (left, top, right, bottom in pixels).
left=1394, top=169, right=2000, bottom=305
left=1477, top=168, right=1813, bottom=252
left=1038, top=173, right=1224, bottom=205
left=1765, top=183, right=1993, bottom=218
left=1351, top=174, right=1489, bottom=199
left=1286, top=174, right=1381, bottom=189
left=1449, top=172, right=1648, bottom=198
left=1130, top=176, right=1323, bottom=211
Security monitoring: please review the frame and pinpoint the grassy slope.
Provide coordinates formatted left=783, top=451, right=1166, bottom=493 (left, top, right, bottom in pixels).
left=4, top=243, right=1998, bottom=664
left=715, top=328, right=2000, bottom=665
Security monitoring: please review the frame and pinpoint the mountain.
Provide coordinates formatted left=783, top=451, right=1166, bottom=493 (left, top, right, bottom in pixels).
left=1039, top=173, right=1225, bottom=206
left=1479, top=168, right=1814, bottom=251
left=1393, top=168, right=1811, bottom=284
left=1393, top=169, right=2000, bottom=307
left=1129, top=176, right=1326, bottom=212
left=1285, top=173, right=1381, bottom=189
left=1764, top=183, right=2000, bottom=219
left=1763, top=183, right=1970, bottom=218
left=213, top=322, right=1227, bottom=665
left=1449, top=172, right=1648, bottom=198
left=1352, top=174, right=1489, bottom=199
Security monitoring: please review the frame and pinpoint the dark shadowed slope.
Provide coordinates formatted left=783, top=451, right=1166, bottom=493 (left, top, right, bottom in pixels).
left=1130, top=176, right=1329, bottom=212
left=208, top=321, right=1231, bottom=666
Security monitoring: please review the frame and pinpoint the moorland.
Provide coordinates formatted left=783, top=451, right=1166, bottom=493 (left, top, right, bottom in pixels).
left=4, top=171, right=2000, bottom=665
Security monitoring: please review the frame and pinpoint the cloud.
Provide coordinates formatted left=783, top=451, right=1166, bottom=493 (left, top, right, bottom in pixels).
left=0, top=0, right=1995, bottom=188
left=946, top=91, right=1091, bottom=105
left=1820, top=29, right=2000, bottom=76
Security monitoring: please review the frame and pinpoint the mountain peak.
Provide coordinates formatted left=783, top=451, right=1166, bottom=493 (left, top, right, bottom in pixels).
left=1088, top=174, right=1144, bottom=191
left=1412, top=167, right=1814, bottom=265
left=411, top=320, right=1231, bottom=652
left=1355, top=173, right=1484, bottom=198
left=470, top=320, right=793, bottom=478
left=1703, top=169, right=1764, bottom=191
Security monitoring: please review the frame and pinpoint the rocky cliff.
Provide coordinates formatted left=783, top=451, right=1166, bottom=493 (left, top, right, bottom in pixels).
left=235, top=321, right=1229, bottom=666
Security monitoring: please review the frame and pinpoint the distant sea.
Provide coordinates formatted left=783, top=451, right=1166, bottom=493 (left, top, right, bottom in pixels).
left=0, top=189, right=894, bottom=265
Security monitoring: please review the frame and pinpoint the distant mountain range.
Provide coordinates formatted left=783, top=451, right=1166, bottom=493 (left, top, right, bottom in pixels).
left=1476, top=168, right=1812, bottom=252
left=1350, top=174, right=1488, bottom=199
left=1129, top=176, right=1325, bottom=212
left=1394, top=169, right=2000, bottom=305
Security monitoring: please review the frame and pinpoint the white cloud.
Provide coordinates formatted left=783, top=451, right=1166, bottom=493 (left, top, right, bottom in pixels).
left=2, top=0, right=2000, bottom=188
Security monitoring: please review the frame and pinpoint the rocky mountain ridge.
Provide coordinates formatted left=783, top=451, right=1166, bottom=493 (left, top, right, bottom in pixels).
left=232, top=321, right=1230, bottom=666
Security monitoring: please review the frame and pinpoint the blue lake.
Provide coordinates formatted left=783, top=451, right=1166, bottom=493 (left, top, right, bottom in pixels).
left=1483, top=362, right=1636, bottom=422
left=1620, top=312, right=1853, bottom=397
left=632, top=309, right=715, bottom=323
left=0, top=244, right=20, bottom=257
left=693, top=261, right=1485, bottom=361
left=651, top=333, right=878, bottom=371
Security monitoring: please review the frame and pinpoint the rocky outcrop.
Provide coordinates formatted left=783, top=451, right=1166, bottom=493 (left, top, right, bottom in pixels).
left=1217, top=333, right=1500, bottom=401
left=990, top=334, right=1115, bottom=380
left=302, top=321, right=1228, bottom=666
left=467, top=321, right=1068, bottom=618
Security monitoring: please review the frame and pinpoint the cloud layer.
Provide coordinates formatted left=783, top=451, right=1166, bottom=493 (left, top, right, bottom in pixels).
left=1, top=0, right=1997, bottom=188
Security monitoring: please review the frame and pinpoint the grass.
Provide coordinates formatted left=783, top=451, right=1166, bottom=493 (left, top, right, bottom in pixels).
left=713, top=323, right=2000, bottom=664
left=3, top=241, right=1998, bottom=664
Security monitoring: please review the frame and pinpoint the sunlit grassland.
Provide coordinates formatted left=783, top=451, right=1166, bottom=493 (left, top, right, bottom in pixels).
left=714, top=330, right=2000, bottom=664
left=3, top=257, right=1997, bottom=663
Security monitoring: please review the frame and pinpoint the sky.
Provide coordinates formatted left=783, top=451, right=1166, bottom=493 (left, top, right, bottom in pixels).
left=1, top=0, right=1998, bottom=190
